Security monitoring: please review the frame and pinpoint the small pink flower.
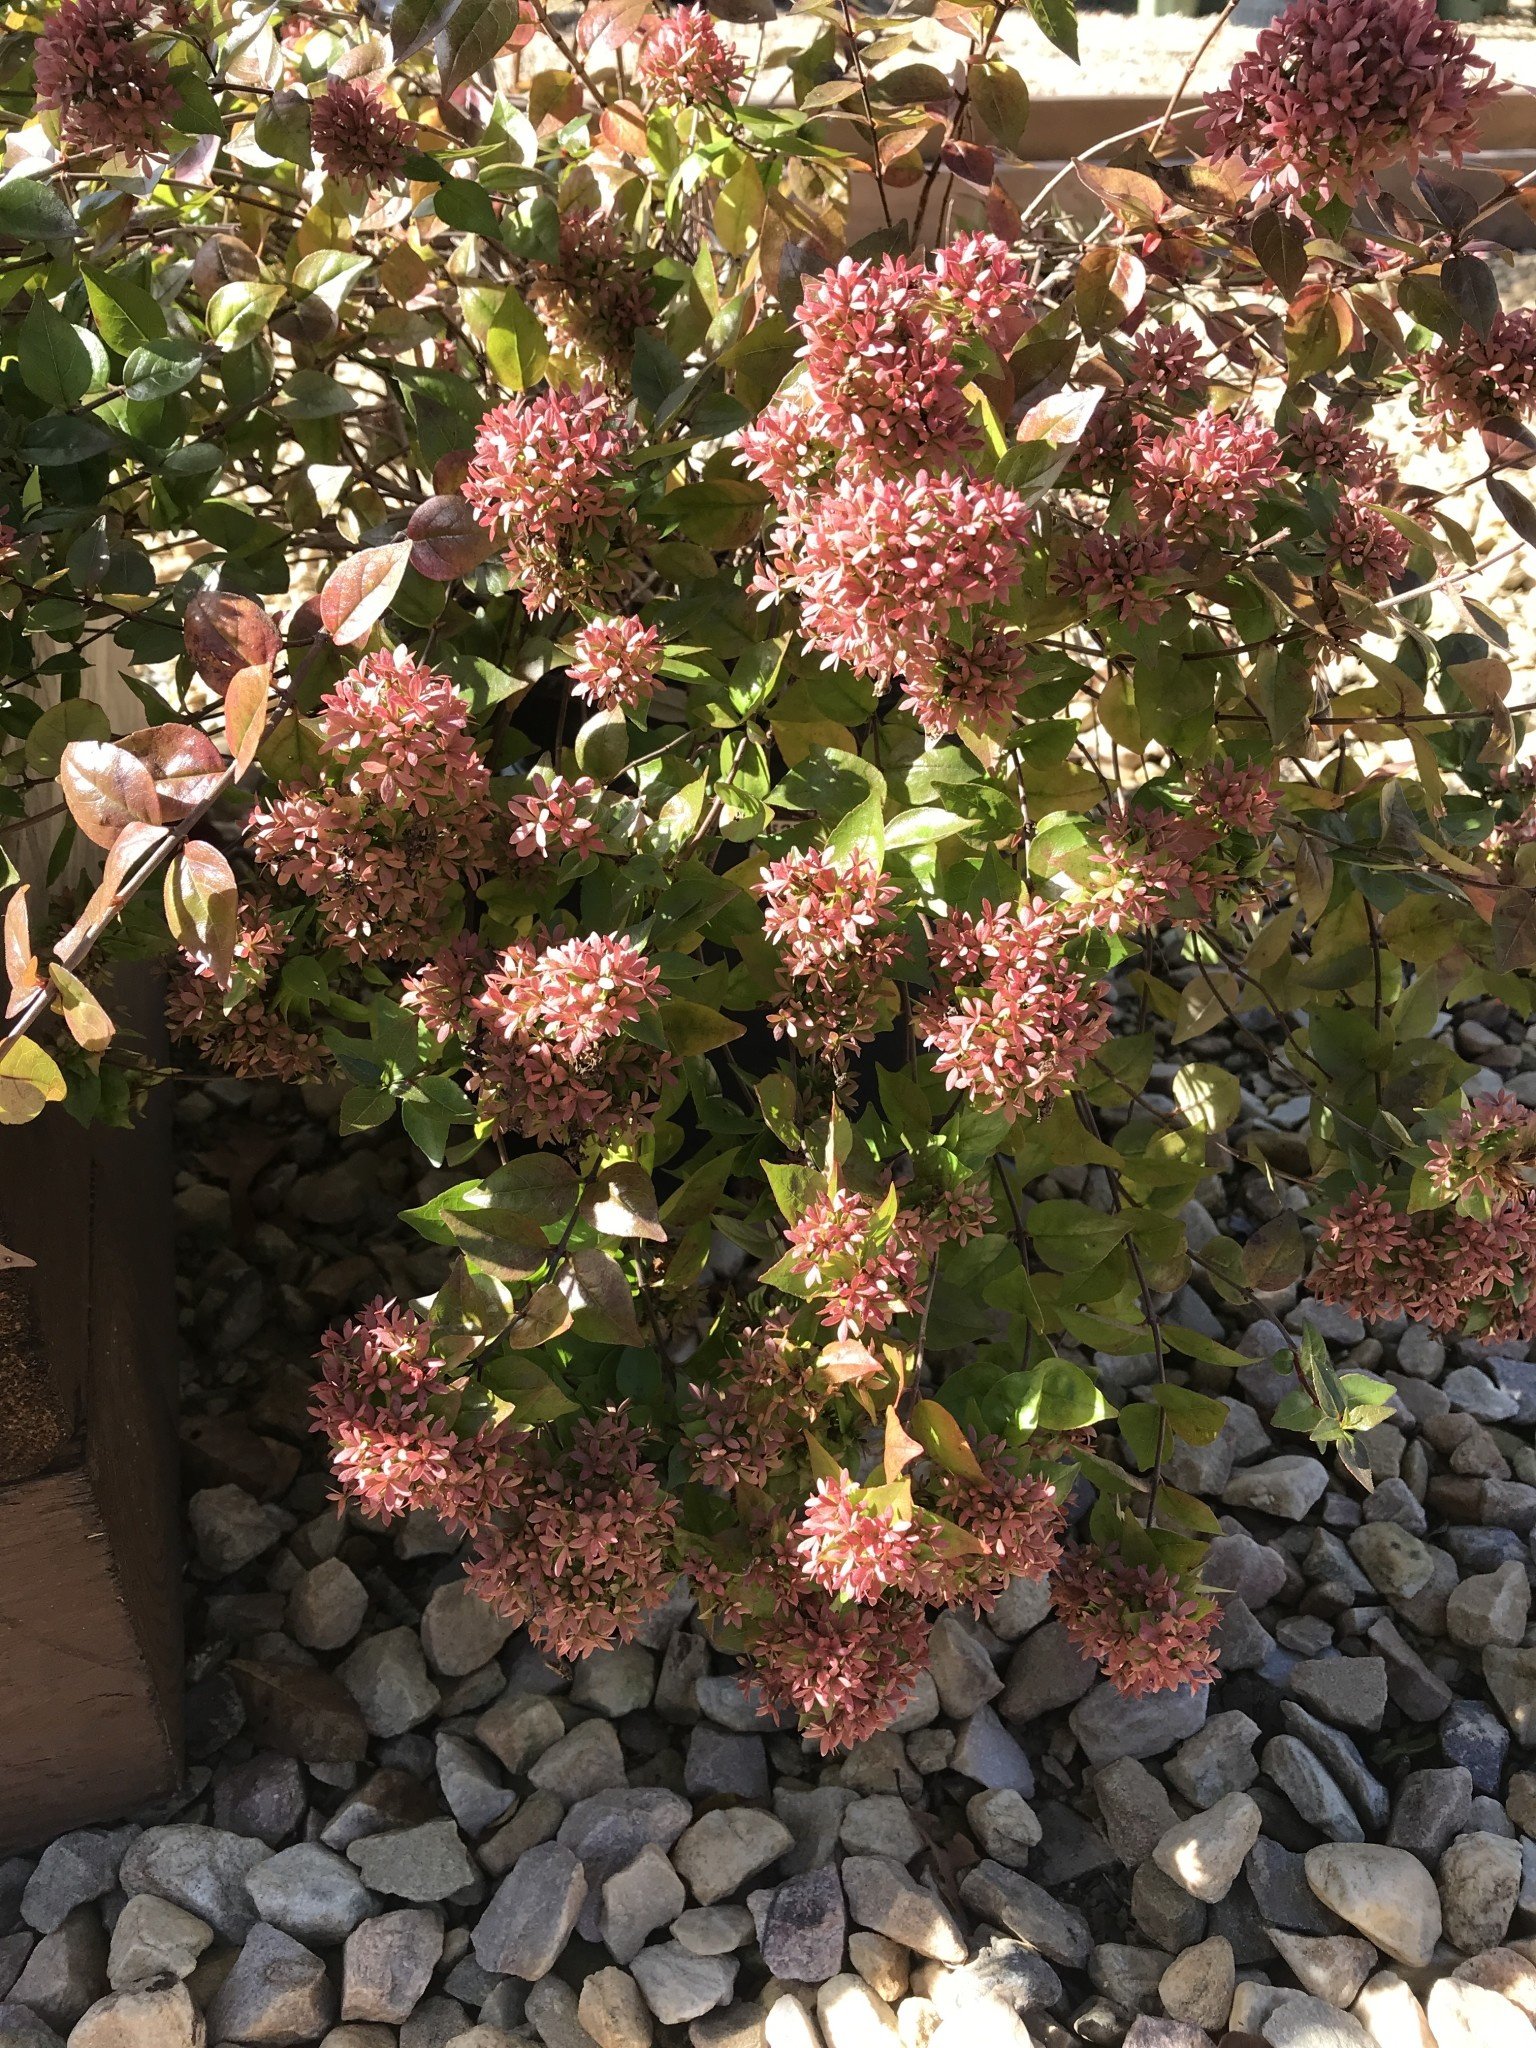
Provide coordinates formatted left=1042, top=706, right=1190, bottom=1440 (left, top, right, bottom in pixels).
left=1052, top=1544, right=1220, bottom=1697
left=1415, top=310, right=1536, bottom=440
left=569, top=616, right=663, bottom=713
left=636, top=5, right=744, bottom=106
left=1133, top=407, right=1283, bottom=541
left=464, top=383, right=638, bottom=615
left=783, top=1186, right=917, bottom=1338
left=1200, top=0, right=1500, bottom=201
left=1326, top=497, right=1409, bottom=597
left=796, top=1473, right=923, bottom=1604
left=796, top=255, right=976, bottom=465
left=506, top=772, right=605, bottom=861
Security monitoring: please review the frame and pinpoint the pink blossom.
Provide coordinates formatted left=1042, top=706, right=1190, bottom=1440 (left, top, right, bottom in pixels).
left=165, top=889, right=327, bottom=1084
left=465, top=1410, right=680, bottom=1660
left=745, top=1565, right=934, bottom=1752
left=1288, top=407, right=1393, bottom=494
left=796, top=255, right=976, bottom=464
left=929, top=232, right=1037, bottom=356
left=916, top=900, right=1111, bottom=1119
left=506, top=772, right=605, bottom=862
left=684, top=1316, right=815, bottom=1491
left=402, top=934, right=489, bottom=1045
left=756, top=466, right=1033, bottom=683
left=1052, top=1544, right=1220, bottom=1697
left=1123, top=323, right=1210, bottom=407
left=1200, top=0, right=1499, bottom=201
left=311, top=1299, right=515, bottom=1529
left=783, top=1186, right=917, bottom=1338
left=569, top=616, right=663, bottom=712
left=1133, top=407, right=1284, bottom=541
left=796, top=1473, right=924, bottom=1604
left=1426, top=1092, right=1536, bottom=1203
left=252, top=650, right=494, bottom=961
left=35, top=0, right=178, bottom=161
left=1415, top=310, right=1536, bottom=440
left=527, top=208, right=656, bottom=370
left=464, top=383, right=638, bottom=615
left=310, top=77, right=409, bottom=186
left=1327, top=496, right=1409, bottom=596
left=1053, top=530, right=1179, bottom=626
left=471, top=930, right=674, bottom=1146
left=899, top=626, right=1031, bottom=741
left=936, top=1441, right=1068, bottom=1604
left=636, top=4, right=744, bottom=105
left=756, top=846, right=902, bottom=985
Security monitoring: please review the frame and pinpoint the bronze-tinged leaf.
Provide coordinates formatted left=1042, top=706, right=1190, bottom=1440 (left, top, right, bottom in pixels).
left=0, top=1239, right=35, bottom=1271
left=59, top=740, right=162, bottom=850
left=120, top=723, right=227, bottom=819
left=817, top=1338, right=884, bottom=1386
left=909, top=1396, right=986, bottom=1479
left=504, top=1278, right=574, bottom=1350
left=939, top=138, right=994, bottom=190
left=224, top=664, right=271, bottom=779
left=318, top=541, right=412, bottom=646
left=582, top=1162, right=668, bottom=1243
left=0, top=1036, right=67, bottom=1126
left=1489, top=476, right=1536, bottom=551
left=560, top=1245, right=644, bottom=1345
left=1072, top=161, right=1166, bottom=228
left=1241, top=1212, right=1305, bottom=1293
left=599, top=99, right=650, bottom=157
left=48, top=964, right=114, bottom=1053
left=164, top=839, right=239, bottom=986
left=881, top=1402, right=923, bottom=1481
left=1493, top=886, right=1536, bottom=972
left=406, top=495, right=498, bottom=580
left=1482, top=415, right=1536, bottom=473
left=4, top=884, right=41, bottom=1018
left=183, top=590, right=281, bottom=694
left=1074, top=246, right=1146, bottom=341
left=1250, top=206, right=1308, bottom=300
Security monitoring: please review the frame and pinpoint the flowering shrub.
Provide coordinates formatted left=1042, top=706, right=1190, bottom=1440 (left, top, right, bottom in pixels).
left=3, top=0, right=1536, bottom=1746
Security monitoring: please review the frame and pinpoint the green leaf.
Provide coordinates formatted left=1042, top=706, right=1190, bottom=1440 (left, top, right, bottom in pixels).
left=441, top=0, right=528, bottom=94
left=1172, top=1062, right=1240, bottom=1134
left=486, top=1153, right=582, bottom=1224
left=485, top=283, right=549, bottom=391
left=84, top=268, right=167, bottom=354
left=0, top=177, right=75, bottom=243
left=659, top=998, right=745, bottom=1055
left=657, top=478, right=770, bottom=549
left=1242, top=1212, right=1306, bottom=1292
left=1023, top=0, right=1077, bottom=61
left=1149, top=1381, right=1229, bottom=1445
left=123, top=337, right=202, bottom=403
left=1005, top=1356, right=1115, bottom=1433
left=392, top=0, right=456, bottom=59
left=761, top=1159, right=824, bottom=1222
left=206, top=280, right=284, bottom=352
left=1026, top=1198, right=1132, bottom=1273
left=481, top=1353, right=578, bottom=1423
left=19, top=300, right=101, bottom=406
left=24, top=698, right=109, bottom=776
left=1160, top=1323, right=1249, bottom=1371
left=436, top=178, right=502, bottom=241
left=0, top=1036, right=67, bottom=1124
left=910, top=1397, right=986, bottom=1479
left=1117, top=1400, right=1162, bottom=1471
left=968, top=59, right=1029, bottom=150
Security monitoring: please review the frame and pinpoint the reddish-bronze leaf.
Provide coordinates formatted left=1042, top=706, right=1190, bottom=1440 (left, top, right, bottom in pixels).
left=1075, top=246, right=1146, bottom=340
left=164, top=839, right=239, bottom=986
left=318, top=541, right=412, bottom=646
left=184, top=590, right=281, bottom=694
left=406, top=495, right=498, bottom=581
left=59, top=740, right=162, bottom=849
left=224, top=664, right=271, bottom=778
left=3, top=884, right=41, bottom=1018
left=119, top=723, right=227, bottom=819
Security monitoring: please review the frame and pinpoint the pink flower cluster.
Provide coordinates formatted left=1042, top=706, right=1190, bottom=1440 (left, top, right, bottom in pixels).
left=165, top=892, right=328, bottom=1084
left=784, top=1186, right=917, bottom=1339
left=1133, top=407, right=1284, bottom=543
left=1313, top=1178, right=1536, bottom=1342
left=252, top=648, right=494, bottom=961
left=755, top=846, right=903, bottom=1054
left=1091, top=766, right=1279, bottom=926
left=36, top=0, right=178, bottom=161
left=401, top=933, right=488, bottom=1045
left=1426, top=1091, right=1536, bottom=1203
left=915, top=900, right=1111, bottom=1120
left=464, top=383, right=638, bottom=615
left=741, top=240, right=1038, bottom=703
left=465, top=1409, right=680, bottom=1661
left=636, top=5, right=744, bottom=106
left=747, top=1566, right=933, bottom=1753
left=311, top=1299, right=515, bottom=1530
left=684, top=1316, right=816, bottom=1491
left=527, top=208, right=656, bottom=371
left=1415, top=310, right=1536, bottom=440
left=1199, top=0, right=1499, bottom=201
left=569, top=616, right=664, bottom=712
left=936, top=1442, right=1068, bottom=1605
left=1052, top=1544, right=1220, bottom=1696
left=506, top=772, right=605, bottom=862
left=311, top=78, right=409, bottom=187
left=471, top=930, right=675, bottom=1146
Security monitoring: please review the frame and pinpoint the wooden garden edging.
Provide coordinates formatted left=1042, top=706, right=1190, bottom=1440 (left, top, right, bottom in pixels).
left=0, top=967, right=181, bottom=1852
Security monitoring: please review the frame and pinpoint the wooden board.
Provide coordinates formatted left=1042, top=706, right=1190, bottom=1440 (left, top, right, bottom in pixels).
left=0, top=970, right=180, bottom=1852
